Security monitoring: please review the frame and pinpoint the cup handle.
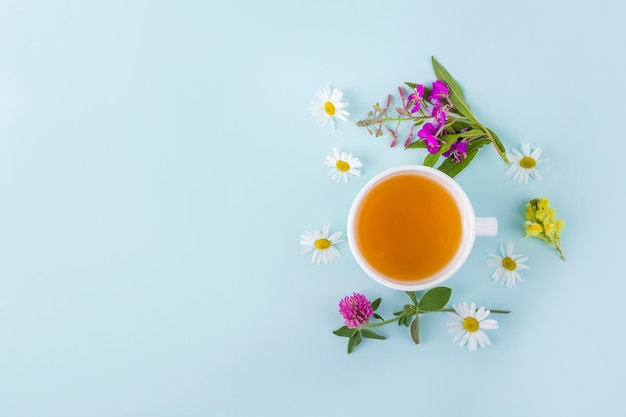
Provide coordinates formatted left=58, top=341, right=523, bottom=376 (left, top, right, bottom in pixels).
left=475, top=217, right=498, bottom=237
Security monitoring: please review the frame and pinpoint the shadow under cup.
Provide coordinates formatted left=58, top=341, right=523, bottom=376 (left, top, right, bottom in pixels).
left=347, top=165, right=496, bottom=291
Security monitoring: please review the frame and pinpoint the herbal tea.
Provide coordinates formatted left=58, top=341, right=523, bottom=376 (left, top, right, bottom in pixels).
left=354, top=172, right=463, bottom=282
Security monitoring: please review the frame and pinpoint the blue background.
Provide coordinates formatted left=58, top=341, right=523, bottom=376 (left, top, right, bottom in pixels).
left=1, top=1, right=625, bottom=416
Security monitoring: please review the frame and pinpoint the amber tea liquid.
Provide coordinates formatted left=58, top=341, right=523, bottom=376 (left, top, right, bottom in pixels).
left=354, top=172, right=463, bottom=282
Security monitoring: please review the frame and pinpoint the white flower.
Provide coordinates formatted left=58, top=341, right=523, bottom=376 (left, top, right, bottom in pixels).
left=324, top=147, right=363, bottom=183
left=505, top=143, right=543, bottom=184
left=487, top=242, right=529, bottom=288
left=447, top=302, right=499, bottom=352
left=300, top=224, right=343, bottom=264
left=309, top=86, right=349, bottom=129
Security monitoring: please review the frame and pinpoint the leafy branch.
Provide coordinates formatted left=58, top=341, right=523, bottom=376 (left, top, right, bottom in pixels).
left=357, top=56, right=510, bottom=177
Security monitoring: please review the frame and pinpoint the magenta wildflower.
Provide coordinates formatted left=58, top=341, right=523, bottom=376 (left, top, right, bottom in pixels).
left=339, top=293, right=374, bottom=329
left=407, top=84, right=425, bottom=113
left=417, top=122, right=440, bottom=154
left=431, top=104, right=448, bottom=126
left=443, top=139, right=470, bottom=162
left=428, top=80, right=450, bottom=103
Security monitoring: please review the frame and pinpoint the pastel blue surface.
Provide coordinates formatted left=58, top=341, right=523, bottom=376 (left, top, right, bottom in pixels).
left=1, top=1, right=625, bottom=416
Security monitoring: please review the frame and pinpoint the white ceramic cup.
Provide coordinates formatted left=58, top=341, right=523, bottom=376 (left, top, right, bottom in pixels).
left=347, top=165, right=497, bottom=291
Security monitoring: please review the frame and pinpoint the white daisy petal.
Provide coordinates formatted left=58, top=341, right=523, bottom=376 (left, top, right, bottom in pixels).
left=446, top=311, right=462, bottom=321
left=475, top=307, right=489, bottom=321
left=452, top=330, right=465, bottom=343
left=530, top=147, right=542, bottom=160
left=447, top=301, right=500, bottom=351
left=299, top=225, right=343, bottom=265
left=327, top=231, right=343, bottom=243
left=323, top=148, right=364, bottom=183
left=312, top=250, right=321, bottom=264
left=467, top=335, right=478, bottom=351
left=491, top=267, right=505, bottom=281
left=488, top=242, right=529, bottom=288
left=309, top=86, right=350, bottom=129
left=505, top=143, right=544, bottom=184
left=458, top=332, right=471, bottom=348
left=475, top=330, right=490, bottom=348
left=480, top=319, right=499, bottom=330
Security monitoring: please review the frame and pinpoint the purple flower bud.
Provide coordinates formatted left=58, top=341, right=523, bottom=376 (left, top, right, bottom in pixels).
left=404, top=132, right=414, bottom=148
left=398, top=86, right=406, bottom=101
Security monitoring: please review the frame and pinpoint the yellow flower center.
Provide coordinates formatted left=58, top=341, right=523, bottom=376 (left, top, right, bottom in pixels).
left=314, top=238, right=331, bottom=250
left=324, top=101, right=336, bottom=116
left=463, top=317, right=479, bottom=333
left=502, top=257, right=517, bottom=271
left=520, top=156, right=536, bottom=169
left=335, top=160, right=350, bottom=172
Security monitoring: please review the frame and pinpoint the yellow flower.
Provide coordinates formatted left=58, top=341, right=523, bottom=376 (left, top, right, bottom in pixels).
left=524, top=221, right=544, bottom=238
left=523, top=197, right=565, bottom=261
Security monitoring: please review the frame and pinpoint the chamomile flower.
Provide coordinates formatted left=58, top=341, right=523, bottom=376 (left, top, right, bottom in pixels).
left=300, top=224, right=343, bottom=264
left=324, top=147, right=363, bottom=183
left=487, top=242, right=529, bottom=288
left=446, top=302, right=499, bottom=352
left=309, top=86, right=350, bottom=129
left=505, top=143, right=544, bottom=184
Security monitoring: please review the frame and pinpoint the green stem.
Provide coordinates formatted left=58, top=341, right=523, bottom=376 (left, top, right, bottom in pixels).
left=435, top=308, right=511, bottom=314
left=357, top=116, right=427, bottom=126
left=364, top=316, right=402, bottom=328
left=474, top=120, right=510, bottom=164
left=365, top=308, right=510, bottom=330
left=554, top=241, right=566, bottom=261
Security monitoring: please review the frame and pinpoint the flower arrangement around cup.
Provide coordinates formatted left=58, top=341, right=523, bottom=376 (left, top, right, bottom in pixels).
left=304, top=56, right=567, bottom=353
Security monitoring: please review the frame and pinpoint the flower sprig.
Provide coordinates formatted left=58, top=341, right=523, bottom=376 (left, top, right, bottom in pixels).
left=356, top=57, right=509, bottom=178
left=333, top=288, right=510, bottom=353
left=524, top=197, right=566, bottom=261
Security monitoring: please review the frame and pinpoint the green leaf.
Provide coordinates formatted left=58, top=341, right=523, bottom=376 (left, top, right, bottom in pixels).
left=406, top=140, right=426, bottom=149
left=405, top=291, right=418, bottom=305
left=449, top=120, right=473, bottom=132
left=347, top=331, right=362, bottom=354
left=437, top=138, right=491, bottom=178
left=423, top=152, right=440, bottom=167
left=431, top=57, right=466, bottom=101
left=333, top=326, right=357, bottom=338
left=418, top=287, right=452, bottom=311
left=423, top=131, right=459, bottom=167
left=431, top=56, right=478, bottom=123
left=371, top=298, right=381, bottom=311
left=466, top=137, right=492, bottom=150
left=440, top=129, right=486, bottom=141
left=486, top=128, right=507, bottom=157
left=438, top=147, right=480, bottom=178
left=361, top=329, right=386, bottom=340
left=373, top=313, right=384, bottom=321
left=410, top=316, right=420, bottom=345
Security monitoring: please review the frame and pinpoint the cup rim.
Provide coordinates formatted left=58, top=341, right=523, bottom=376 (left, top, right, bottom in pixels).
left=347, top=165, right=476, bottom=291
